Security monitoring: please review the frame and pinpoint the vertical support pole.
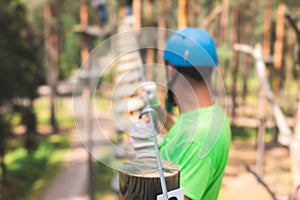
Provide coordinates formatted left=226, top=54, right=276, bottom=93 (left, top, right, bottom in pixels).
left=80, top=1, right=95, bottom=200
left=257, top=88, right=266, bottom=178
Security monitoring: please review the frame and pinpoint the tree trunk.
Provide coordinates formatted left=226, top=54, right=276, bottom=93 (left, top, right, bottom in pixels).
left=241, top=54, right=250, bottom=107
left=263, top=0, right=272, bottom=57
left=44, top=2, right=58, bottom=133
left=273, top=3, right=286, bottom=98
left=230, top=6, right=241, bottom=123
left=133, top=0, right=141, bottom=31
left=285, top=7, right=300, bottom=190
left=220, top=0, right=229, bottom=44
left=0, top=151, right=6, bottom=185
left=191, top=0, right=200, bottom=27
left=241, top=6, right=254, bottom=107
left=23, top=104, right=38, bottom=155
left=0, top=117, right=9, bottom=185
left=156, top=0, right=169, bottom=111
left=157, top=0, right=166, bottom=65
left=201, top=5, right=222, bottom=30
left=143, top=0, right=155, bottom=81
left=143, top=0, right=154, bottom=27
left=79, top=1, right=95, bottom=200
left=119, top=158, right=180, bottom=200
left=177, top=0, right=188, bottom=29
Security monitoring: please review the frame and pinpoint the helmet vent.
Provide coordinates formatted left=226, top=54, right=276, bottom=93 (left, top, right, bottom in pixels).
left=184, top=50, right=189, bottom=61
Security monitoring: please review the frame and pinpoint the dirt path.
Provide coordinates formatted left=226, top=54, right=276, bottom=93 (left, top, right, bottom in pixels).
left=41, top=96, right=90, bottom=200
left=41, top=131, right=88, bottom=200
left=219, top=141, right=291, bottom=200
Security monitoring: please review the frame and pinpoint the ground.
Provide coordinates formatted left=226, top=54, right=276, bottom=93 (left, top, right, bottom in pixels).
left=40, top=94, right=293, bottom=200
left=219, top=140, right=291, bottom=200
left=41, top=126, right=292, bottom=200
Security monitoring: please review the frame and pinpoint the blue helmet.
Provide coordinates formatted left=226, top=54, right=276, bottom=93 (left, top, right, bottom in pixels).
left=163, top=27, right=218, bottom=67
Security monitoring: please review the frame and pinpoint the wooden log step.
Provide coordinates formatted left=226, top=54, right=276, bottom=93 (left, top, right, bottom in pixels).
left=119, top=158, right=180, bottom=200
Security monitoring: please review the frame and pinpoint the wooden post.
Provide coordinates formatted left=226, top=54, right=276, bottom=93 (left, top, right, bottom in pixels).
left=119, top=158, right=180, bottom=200
left=257, top=88, right=267, bottom=178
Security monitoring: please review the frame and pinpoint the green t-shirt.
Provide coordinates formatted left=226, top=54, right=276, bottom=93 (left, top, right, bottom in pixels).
left=160, top=103, right=231, bottom=200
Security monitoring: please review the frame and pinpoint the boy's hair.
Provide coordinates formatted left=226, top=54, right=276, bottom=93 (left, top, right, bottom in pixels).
left=176, top=66, right=213, bottom=83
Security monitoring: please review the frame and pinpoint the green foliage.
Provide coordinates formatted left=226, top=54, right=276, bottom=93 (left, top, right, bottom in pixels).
left=0, top=0, right=44, bottom=102
left=217, top=44, right=232, bottom=65
left=34, top=97, right=74, bottom=130
left=232, top=125, right=276, bottom=142
left=94, top=161, right=115, bottom=199
left=0, top=134, right=69, bottom=200
left=58, top=0, right=81, bottom=79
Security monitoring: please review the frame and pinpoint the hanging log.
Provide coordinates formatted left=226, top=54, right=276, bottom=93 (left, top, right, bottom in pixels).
left=119, top=158, right=180, bottom=200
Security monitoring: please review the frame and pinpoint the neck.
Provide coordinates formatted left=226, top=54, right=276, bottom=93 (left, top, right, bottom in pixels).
left=175, top=80, right=213, bottom=113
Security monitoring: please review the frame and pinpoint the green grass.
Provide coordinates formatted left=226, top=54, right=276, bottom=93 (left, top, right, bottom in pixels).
left=94, top=161, right=116, bottom=199
left=94, top=97, right=110, bottom=112
left=34, top=97, right=74, bottom=131
left=0, top=134, right=70, bottom=200
left=231, top=125, right=277, bottom=144
left=0, top=96, right=75, bottom=200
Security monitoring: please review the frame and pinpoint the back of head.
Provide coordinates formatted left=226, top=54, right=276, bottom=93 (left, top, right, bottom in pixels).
left=163, top=27, right=218, bottom=82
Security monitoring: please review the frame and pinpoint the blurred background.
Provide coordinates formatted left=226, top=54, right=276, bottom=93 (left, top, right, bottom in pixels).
left=0, top=0, right=300, bottom=199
